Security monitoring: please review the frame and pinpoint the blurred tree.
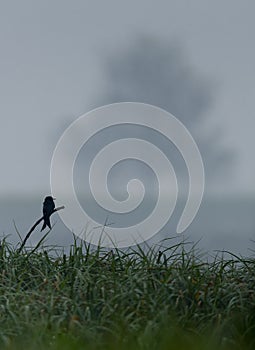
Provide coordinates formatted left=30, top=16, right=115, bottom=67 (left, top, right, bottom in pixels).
left=97, top=36, right=234, bottom=184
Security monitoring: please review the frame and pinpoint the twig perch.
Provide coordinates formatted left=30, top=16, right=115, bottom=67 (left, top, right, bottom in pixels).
left=18, top=206, right=65, bottom=253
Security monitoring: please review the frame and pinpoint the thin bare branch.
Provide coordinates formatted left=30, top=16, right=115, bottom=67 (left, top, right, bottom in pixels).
left=18, top=206, right=65, bottom=253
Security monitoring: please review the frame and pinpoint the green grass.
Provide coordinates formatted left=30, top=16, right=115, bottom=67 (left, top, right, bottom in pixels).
left=0, top=236, right=254, bottom=349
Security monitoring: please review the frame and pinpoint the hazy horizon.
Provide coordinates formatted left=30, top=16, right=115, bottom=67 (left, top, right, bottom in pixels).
left=0, top=2, right=254, bottom=255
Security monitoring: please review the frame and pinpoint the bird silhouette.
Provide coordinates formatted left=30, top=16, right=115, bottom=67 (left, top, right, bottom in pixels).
left=41, top=196, right=56, bottom=231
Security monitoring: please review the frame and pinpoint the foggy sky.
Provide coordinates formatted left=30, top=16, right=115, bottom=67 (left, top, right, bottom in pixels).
left=0, top=0, right=254, bottom=196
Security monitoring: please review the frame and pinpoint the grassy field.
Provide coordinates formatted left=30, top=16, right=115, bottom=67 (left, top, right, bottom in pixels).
left=0, top=236, right=254, bottom=350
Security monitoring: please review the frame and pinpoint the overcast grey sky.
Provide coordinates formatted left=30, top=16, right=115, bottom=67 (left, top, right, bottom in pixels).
left=0, top=0, right=254, bottom=196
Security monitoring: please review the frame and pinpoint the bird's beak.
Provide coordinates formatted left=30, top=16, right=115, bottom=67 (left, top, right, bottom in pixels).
left=53, top=197, right=56, bottom=200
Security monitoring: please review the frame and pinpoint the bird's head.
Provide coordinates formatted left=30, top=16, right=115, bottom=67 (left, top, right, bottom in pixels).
left=44, top=196, right=56, bottom=202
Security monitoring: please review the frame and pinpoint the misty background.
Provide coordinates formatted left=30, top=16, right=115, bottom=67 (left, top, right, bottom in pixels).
left=0, top=1, right=254, bottom=255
